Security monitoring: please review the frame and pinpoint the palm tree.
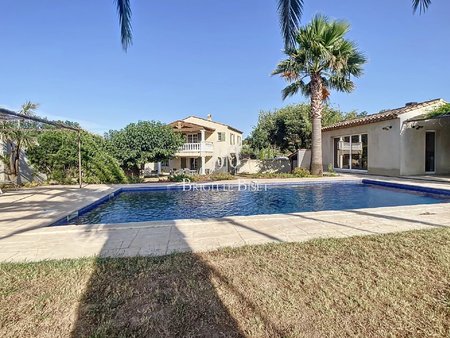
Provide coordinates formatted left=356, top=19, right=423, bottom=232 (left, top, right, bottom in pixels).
left=272, top=15, right=366, bottom=175
left=278, top=0, right=432, bottom=49
left=115, top=0, right=432, bottom=50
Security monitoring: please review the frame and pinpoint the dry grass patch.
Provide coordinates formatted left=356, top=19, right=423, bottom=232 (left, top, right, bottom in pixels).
left=1, top=228, right=450, bottom=337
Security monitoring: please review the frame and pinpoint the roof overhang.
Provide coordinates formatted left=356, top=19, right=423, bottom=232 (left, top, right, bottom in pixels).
left=322, top=114, right=398, bottom=132
left=404, top=113, right=450, bottom=123
left=169, top=120, right=215, bottom=133
left=322, top=98, right=445, bottom=132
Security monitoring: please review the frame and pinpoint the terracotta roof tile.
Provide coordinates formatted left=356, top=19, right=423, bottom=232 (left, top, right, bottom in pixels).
left=322, top=99, right=444, bottom=132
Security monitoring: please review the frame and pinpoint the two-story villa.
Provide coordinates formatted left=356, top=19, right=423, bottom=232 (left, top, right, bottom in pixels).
left=155, top=115, right=243, bottom=175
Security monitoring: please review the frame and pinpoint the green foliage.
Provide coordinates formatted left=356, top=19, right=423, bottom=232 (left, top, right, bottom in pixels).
left=27, top=130, right=127, bottom=184
left=209, top=172, right=235, bottom=181
left=276, top=1, right=430, bottom=50
left=168, top=174, right=192, bottom=182
left=327, top=163, right=335, bottom=173
left=168, top=173, right=235, bottom=183
left=241, top=172, right=306, bottom=179
left=273, top=15, right=367, bottom=100
left=105, top=121, right=184, bottom=175
left=246, top=103, right=365, bottom=155
left=426, top=103, right=450, bottom=118
left=292, top=167, right=310, bottom=177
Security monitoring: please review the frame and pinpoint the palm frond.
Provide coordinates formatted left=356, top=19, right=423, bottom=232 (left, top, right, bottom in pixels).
left=115, top=0, right=133, bottom=51
left=326, top=75, right=355, bottom=93
left=281, top=80, right=310, bottom=99
left=412, top=0, right=431, bottom=13
left=19, top=101, right=39, bottom=115
left=278, top=0, right=304, bottom=50
left=273, top=15, right=366, bottom=101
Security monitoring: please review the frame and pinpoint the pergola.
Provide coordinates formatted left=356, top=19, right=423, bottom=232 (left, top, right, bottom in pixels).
left=0, top=107, right=83, bottom=188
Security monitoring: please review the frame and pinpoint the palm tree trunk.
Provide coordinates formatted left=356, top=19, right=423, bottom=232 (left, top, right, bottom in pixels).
left=310, top=74, right=323, bottom=176
left=14, top=146, right=21, bottom=185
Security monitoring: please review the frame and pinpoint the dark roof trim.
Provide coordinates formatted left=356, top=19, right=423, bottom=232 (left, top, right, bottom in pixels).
left=0, top=107, right=81, bottom=131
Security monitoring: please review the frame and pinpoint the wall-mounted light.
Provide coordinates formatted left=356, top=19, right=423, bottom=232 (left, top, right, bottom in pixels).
left=414, top=125, right=424, bottom=130
left=382, top=126, right=392, bottom=131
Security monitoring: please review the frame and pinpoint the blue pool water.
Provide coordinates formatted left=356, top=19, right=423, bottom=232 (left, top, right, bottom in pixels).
left=61, top=182, right=449, bottom=225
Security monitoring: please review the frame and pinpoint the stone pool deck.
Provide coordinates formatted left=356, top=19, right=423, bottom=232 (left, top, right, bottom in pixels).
left=0, top=175, right=449, bottom=262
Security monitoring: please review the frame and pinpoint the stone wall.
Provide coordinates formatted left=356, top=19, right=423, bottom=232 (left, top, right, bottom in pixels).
left=236, top=159, right=291, bottom=174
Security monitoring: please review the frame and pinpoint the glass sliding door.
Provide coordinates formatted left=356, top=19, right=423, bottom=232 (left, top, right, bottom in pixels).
left=425, top=131, right=435, bottom=173
left=333, top=138, right=340, bottom=168
left=333, top=134, right=368, bottom=171
left=351, top=135, right=362, bottom=169
left=342, top=136, right=351, bottom=169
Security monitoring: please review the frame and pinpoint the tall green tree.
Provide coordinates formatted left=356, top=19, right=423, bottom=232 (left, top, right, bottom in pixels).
left=272, top=16, right=366, bottom=175
left=27, top=128, right=127, bottom=184
left=114, top=0, right=431, bottom=50
left=246, top=103, right=364, bottom=156
left=0, top=102, right=38, bottom=185
left=105, top=121, right=184, bottom=176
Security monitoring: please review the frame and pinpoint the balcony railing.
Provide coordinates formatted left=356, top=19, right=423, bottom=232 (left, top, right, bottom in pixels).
left=178, top=142, right=213, bottom=153
left=338, top=141, right=362, bottom=151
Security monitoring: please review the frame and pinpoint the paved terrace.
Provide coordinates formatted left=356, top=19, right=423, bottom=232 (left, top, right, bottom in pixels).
left=0, top=175, right=449, bottom=262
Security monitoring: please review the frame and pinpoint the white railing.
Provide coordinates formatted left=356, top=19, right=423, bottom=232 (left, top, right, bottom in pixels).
left=338, top=141, right=362, bottom=151
left=178, top=142, right=213, bottom=153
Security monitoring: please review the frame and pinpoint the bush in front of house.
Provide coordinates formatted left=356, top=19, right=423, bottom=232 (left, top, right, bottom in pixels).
left=292, top=167, right=311, bottom=177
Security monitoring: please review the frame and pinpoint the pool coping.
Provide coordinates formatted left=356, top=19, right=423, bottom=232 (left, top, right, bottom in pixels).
left=2, top=176, right=450, bottom=262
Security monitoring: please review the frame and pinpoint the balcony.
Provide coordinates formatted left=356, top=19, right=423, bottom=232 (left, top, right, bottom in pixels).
left=338, top=141, right=362, bottom=151
left=176, top=142, right=214, bottom=155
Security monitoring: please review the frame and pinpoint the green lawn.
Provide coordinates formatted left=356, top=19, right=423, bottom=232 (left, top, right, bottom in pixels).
left=1, top=228, right=450, bottom=337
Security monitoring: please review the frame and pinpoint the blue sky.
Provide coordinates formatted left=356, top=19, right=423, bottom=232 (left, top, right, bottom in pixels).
left=1, top=1, right=449, bottom=135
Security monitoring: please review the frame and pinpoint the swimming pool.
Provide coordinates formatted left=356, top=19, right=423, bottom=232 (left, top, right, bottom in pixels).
left=54, top=180, right=450, bottom=226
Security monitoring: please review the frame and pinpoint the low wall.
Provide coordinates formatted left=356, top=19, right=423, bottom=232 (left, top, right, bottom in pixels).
left=236, top=159, right=291, bottom=174
left=292, top=149, right=311, bottom=170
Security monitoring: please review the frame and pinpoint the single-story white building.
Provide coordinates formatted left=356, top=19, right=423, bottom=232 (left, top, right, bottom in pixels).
left=322, top=98, right=450, bottom=176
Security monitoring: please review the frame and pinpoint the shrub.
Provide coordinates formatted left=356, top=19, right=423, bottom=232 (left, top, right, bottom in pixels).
left=209, top=173, right=235, bottom=181
left=327, top=163, right=335, bottom=173
left=168, top=174, right=193, bottom=182
left=292, top=167, right=311, bottom=177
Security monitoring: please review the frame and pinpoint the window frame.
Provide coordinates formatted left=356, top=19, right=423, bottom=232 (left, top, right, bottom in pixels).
left=187, top=133, right=199, bottom=143
left=333, top=133, right=368, bottom=172
left=230, top=133, right=235, bottom=145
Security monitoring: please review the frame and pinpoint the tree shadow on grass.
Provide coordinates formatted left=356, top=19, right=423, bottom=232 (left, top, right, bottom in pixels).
left=70, top=225, right=246, bottom=337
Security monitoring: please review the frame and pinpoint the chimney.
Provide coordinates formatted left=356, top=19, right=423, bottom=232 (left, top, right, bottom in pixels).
left=207, top=114, right=212, bottom=121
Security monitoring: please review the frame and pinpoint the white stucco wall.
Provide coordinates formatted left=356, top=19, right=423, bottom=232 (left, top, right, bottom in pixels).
left=401, top=120, right=450, bottom=175
left=322, top=119, right=402, bottom=176
left=294, top=149, right=311, bottom=169
left=183, top=116, right=243, bottom=173
left=322, top=101, right=448, bottom=176
left=399, top=101, right=448, bottom=175
left=436, top=127, right=450, bottom=174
